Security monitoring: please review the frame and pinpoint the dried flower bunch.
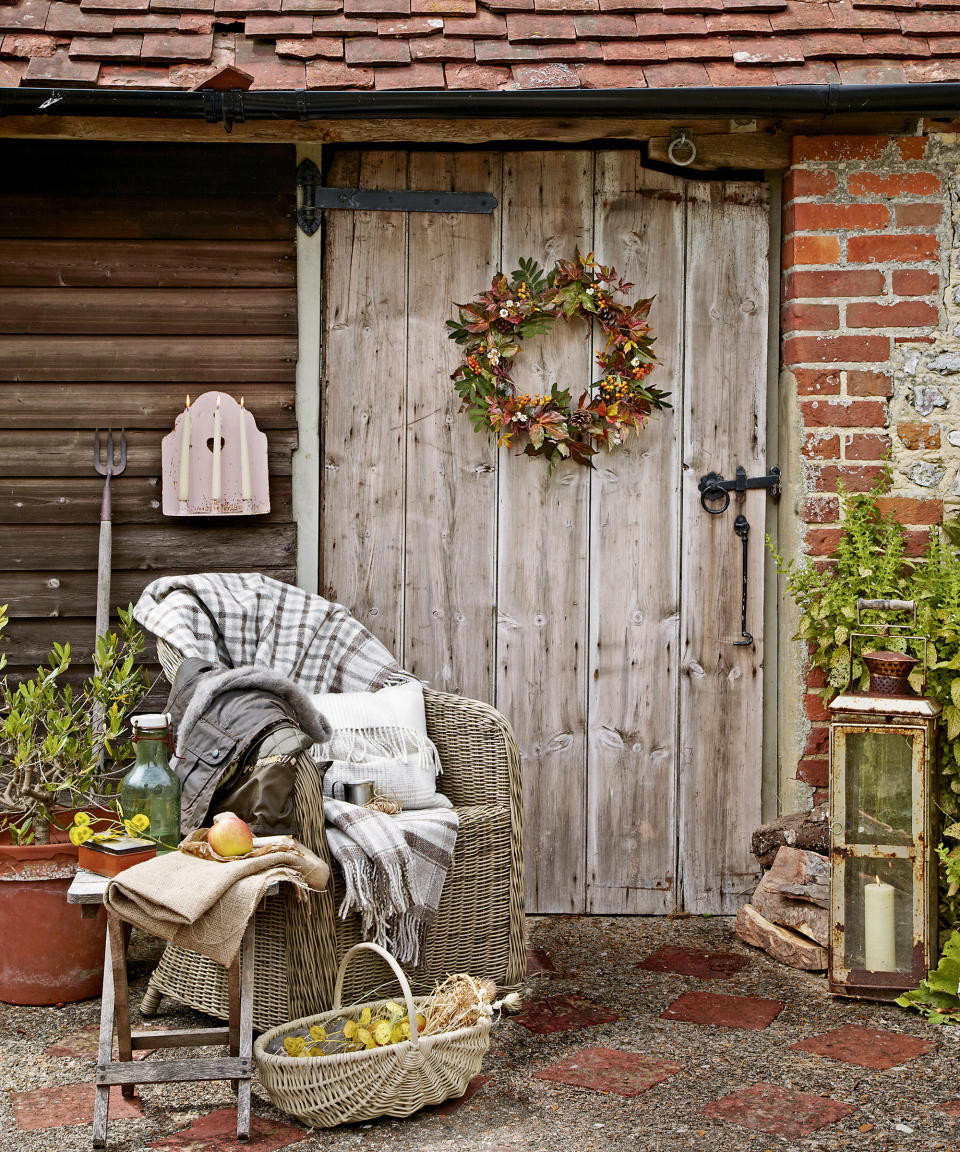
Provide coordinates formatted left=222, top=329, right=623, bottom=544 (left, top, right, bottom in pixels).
left=278, top=973, right=519, bottom=1059
left=448, top=251, right=671, bottom=469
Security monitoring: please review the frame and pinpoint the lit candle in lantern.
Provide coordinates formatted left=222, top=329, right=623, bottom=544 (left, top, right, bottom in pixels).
left=864, top=875, right=897, bottom=971
left=239, top=396, right=251, bottom=501
left=179, top=395, right=191, bottom=503
left=211, top=393, right=222, bottom=503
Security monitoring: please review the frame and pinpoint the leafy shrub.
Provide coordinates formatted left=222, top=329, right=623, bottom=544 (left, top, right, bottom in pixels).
left=770, top=478, right=960, bottom=927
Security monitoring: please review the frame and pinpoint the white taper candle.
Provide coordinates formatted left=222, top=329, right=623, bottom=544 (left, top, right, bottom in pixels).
left=179, top=395, right=191, bottom=503
left=239, top=396, right=251, bottom=501
left=212, top=393, right=222, bottom=502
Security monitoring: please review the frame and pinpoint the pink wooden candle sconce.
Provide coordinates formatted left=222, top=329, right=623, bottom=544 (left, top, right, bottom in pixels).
left=161, top=391, right=270, bottom=517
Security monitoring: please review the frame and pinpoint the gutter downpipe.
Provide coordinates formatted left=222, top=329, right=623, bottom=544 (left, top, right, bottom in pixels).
left=1, top=82, right=960, bottom=126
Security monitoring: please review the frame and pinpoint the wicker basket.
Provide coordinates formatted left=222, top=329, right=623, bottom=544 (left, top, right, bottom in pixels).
left=254, top=942, right=491, bottom=1127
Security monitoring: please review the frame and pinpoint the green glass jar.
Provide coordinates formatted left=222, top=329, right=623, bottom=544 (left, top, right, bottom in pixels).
left=121, top=714, right=181, bottom=854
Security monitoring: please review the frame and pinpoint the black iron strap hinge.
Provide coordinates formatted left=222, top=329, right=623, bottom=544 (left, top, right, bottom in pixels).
left=296, top=158, right=497, bottom=236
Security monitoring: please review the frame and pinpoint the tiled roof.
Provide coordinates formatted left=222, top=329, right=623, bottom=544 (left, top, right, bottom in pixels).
left=2, top=0, right=960, bottom=91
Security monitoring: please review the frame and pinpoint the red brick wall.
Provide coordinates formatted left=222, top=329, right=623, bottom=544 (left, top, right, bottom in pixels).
left=781, top=132, right=947, bottom=805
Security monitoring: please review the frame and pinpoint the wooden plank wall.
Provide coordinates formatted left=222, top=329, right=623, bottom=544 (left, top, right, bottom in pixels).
left=0, top=141, right=298, bottom=695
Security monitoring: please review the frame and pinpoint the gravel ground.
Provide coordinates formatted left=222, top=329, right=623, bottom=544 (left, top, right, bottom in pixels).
left=1, top=915, right=959, bottom=1152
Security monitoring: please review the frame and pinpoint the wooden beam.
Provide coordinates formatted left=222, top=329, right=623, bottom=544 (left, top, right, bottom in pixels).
left=0, top=112, right=923, bottom=146
left=648, top=131, right=791, bottom=171
left=0, top=114, right=740, bottom=145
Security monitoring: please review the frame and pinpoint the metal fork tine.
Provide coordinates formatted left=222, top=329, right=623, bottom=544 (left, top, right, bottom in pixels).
left=93, top=428, right=128, bottom=477
left=93, top=428, right=107, bottom=476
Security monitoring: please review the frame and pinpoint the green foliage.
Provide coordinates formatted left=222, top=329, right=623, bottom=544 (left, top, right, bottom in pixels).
left=896, top=930, right=960, bottom=1025
left=769, top=478, right=960, bottom=928
left=0, top=606, right=150, bottom=844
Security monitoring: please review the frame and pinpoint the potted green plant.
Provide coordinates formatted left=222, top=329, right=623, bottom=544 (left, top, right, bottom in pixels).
left=0, top=604, right=150, bottom=1004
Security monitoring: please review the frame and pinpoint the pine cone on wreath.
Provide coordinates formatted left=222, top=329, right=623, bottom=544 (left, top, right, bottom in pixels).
left=568, top=408, right=593, bottom=431
left=494, top=318, right=515, bottom=334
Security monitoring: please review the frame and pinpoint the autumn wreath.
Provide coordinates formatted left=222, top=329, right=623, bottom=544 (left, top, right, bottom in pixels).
left=447, top=252, right=670, bottom=469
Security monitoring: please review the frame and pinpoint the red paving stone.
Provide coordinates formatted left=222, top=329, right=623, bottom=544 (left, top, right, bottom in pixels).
left=526, top=947, right=555, bottom=974
left=789, top=1024, right=935, bottom=1070
left=636, top=946, right=749, bottom=980
left=147, top=1107, right=309, bottom=1150
left=516, top=993, right=620, bottom=1034
left=44, top=1022, right=153, bottom=1060
left=424, top=1074, right=491, bottom=1118
left=702, top=1083, right=857, bottom=1138
left=12, top=1083, right=143, bottom=1130
left=534, top=1046, right=683, bottom=1096
left=661, top=990, right=783, bottom=1030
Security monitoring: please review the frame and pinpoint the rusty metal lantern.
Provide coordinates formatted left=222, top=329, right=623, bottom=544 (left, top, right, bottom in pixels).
left=828, top=598, right=940, bottom=1000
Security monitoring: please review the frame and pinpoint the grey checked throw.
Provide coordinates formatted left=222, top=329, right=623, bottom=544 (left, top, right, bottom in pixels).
left=325, top=800, right=459, bottom=966
left=134, top=572, right=403, bottom=692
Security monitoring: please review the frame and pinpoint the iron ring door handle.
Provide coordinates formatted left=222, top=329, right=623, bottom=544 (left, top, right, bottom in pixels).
left=699, top=481, right=730, bottom=515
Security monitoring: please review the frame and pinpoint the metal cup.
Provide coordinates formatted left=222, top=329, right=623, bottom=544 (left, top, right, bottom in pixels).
left=332, top=779, right=376, bottom=806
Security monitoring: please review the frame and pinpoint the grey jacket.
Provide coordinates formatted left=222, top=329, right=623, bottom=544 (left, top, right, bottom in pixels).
left=166, top=658, right=332, bottom=834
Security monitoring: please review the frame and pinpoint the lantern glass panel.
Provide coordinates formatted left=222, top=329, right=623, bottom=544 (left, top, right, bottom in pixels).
left=843, top=730, right=914, bottom=846
left=842, top=857, right=915, bottom=976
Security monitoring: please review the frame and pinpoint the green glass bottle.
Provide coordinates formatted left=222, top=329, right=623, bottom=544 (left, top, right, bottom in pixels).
left=121, top=714, right=181, bottom=854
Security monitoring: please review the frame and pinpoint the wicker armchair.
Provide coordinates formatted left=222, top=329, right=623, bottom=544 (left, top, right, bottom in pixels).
left=139, top=639, right=526, bottom=1031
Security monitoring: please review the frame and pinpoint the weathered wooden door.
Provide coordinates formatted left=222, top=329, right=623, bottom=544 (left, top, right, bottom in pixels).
left=319, top=149, right=770, bottom=915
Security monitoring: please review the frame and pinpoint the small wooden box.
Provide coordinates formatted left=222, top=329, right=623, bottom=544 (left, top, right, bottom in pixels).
left=77, top=837, right=157, bottom=878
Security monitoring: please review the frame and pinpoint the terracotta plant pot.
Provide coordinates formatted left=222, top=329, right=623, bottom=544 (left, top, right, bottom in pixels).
left=0, top=839, right=107, bottom=1006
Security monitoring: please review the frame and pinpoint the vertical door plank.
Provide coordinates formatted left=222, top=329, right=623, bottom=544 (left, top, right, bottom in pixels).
left=679, top=180, right=770, bottom=913
left=321, top=151, right=408, bottom=655
left=404, top=152, right=501, bottom=701
left=587, top=156, right=685, bottom=915
left=498, top=151, right=593, bottom=913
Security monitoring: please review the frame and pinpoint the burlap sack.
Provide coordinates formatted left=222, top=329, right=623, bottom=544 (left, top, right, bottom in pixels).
left=103, top=834, right=329, bottom=967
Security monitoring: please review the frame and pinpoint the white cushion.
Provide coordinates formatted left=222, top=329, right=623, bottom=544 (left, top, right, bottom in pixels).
left=312, top=680, right=452, bottom=811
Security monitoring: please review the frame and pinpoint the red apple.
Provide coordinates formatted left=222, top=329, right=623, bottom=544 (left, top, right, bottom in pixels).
left=208, top=811, right=253, bottom=857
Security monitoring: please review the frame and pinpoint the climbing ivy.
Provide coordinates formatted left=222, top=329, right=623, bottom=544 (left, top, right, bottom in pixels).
left=769, top=477, right=960, bottom=929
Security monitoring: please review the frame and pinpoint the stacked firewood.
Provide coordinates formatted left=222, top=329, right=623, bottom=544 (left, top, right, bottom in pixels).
left=735, top=805, right=830, bottom=971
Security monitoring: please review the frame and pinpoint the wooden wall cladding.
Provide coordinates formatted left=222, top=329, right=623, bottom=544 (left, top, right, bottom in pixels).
left=0, top=141, right=299, bottom=698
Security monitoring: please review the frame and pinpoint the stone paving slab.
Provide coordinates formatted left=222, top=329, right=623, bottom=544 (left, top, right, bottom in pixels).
left=701, top=1082, right=857, bottom=1138
left=526, top=948, right=555, bottom=975
left=534, top=1047, right=683, bottom=1097
left=636, top=946, right=749, bottom=980
left=422, top=1074, right=490, bottom=1118
left=660, top=990, right=784, bottom=1030
left=44, top=1022, right=153, bottom=1061
left=515, top=993, right=620, bottom=1035
left=147, top=1107, right=309, bottom=1151
left=11, top=1082, right=144, bottom=1130
left=790, top=1022, right=935, bottom=1070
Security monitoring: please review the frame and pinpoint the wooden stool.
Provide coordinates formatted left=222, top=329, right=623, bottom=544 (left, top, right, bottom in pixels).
left=68, top=869, right=276, bottom=1148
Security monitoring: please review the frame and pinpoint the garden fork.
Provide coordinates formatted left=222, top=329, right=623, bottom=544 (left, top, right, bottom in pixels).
left=93, top=429, right=127, bottom=643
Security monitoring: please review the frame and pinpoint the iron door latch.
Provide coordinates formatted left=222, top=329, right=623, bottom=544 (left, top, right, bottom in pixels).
left=697, top=465, right=781, bottom=647
left=698, top=465, right=781, bottom=515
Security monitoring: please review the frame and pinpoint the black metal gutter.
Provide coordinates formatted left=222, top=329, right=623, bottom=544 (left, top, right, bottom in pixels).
left=2, top=82, right=960, bottom=124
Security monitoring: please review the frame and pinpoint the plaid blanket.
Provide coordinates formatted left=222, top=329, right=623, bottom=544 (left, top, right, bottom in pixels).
left=325, top=800, right=459, bottom=965
left=134, top=573, right=458, bottom=966
left=134, top=572, right=402, bottom=693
